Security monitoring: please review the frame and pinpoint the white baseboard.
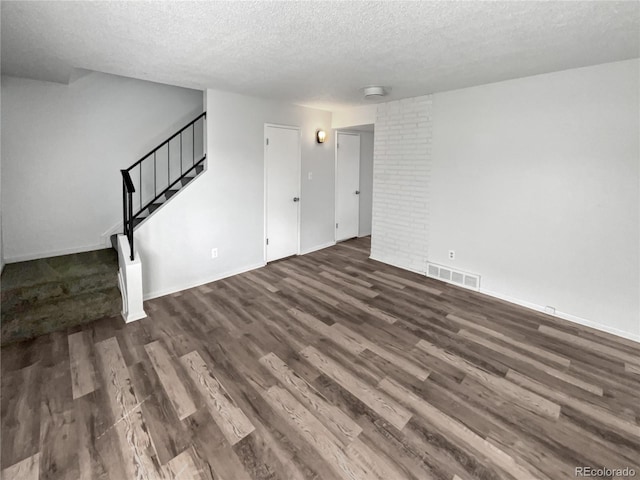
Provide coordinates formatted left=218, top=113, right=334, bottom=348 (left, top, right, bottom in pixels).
left=300, top=241, right=336, bottom=255
left=369, top=254, right=426, bottom=276
left=479, top=288, right=640, bottom=344
left=4, top=243, right=107, bottom=263
left=122, top=309, right=147, bottom=323
left=143, top=262, right=267, bottom=301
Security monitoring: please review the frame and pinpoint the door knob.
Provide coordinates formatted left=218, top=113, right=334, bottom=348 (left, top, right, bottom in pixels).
left=293, top=197, right=300, bottom=202
left=355, top=190, right=360, bottom=195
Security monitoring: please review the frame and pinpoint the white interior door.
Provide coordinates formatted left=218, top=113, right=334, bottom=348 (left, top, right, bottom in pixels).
left=265, top=125, right=300, bottom=262
left=336, top=132, right=360, bottom=241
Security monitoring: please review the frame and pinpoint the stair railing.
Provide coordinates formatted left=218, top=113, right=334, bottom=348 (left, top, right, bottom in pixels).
left=121, top=169, right=135, bottom=260
left=121, top=112, right=207, bottom=260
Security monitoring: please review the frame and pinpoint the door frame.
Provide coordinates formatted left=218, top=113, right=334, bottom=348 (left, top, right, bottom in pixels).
left=334, top=131, right=361, bottom=243
left=264, top=123, right=302, bottom=263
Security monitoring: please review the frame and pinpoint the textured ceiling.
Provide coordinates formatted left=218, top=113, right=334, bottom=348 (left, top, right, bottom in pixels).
left=2, top=1, right=638, bottom=111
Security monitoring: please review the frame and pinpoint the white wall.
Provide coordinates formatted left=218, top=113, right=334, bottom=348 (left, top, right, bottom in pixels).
left=1, top=72, right=203, bottom=262
left=332, top=105, right=377, bottom=130
left=428, top=59, right=639, bottom=339
left=358, top=131, right=374, bottom=237
left=1, top=77, right=4, bottom=271
left=0, top=211, right=3, bottom=272
left=0, top=217, right=3, bottom=272
left=0, top=156, right=3, bottom=272
left=135, top=89, right=334, bottom=298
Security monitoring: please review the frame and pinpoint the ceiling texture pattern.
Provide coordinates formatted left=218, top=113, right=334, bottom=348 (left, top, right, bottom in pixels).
left=1, top=1, right=638, bottom=111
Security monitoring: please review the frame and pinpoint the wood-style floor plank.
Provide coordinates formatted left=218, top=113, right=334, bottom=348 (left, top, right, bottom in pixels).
left=74, top=391, right=117, bottom=480
left=261, top=385, right=371, bottom=480
left=185, top=408, right=252, bottom=480
left=458, top=329, right=603, bottom=395
left=144, top=340, right=197, bottom=421
left=38, top=360, right=78, bottom=480
left=277, top=265, right=399, bottom=324
left=162, top=448, right=205, bottom=480
left=538, top=325, right=640, bottom=367
left=94, top=337, right=165, bottom=479
left=333, top=323, right=429, bottom=381
left=301, top=345, right=413, bottom=430
left=318, top=270, right=380, bottom=299
left=179, top=350, right=255, bottom=446
left=379, top=376, right=546, bottom=480
left=67, top=331, right=98, bottom=400
left=373, top=270, right=442, bottom=296
left=506, top=369, right=640, bottom=442
left=259, top=352, right=362, bottom=447
left=127, top=359, right=193, bottom=466
left=1, top=452, right=40, bottom=480
left=446, top=313, right=572, bottom=368
left=625, top=362, right=640, bottom=375
left=1, top=362, right=41, bottom=470
left=416, top=338, right=562, bottom=420
left=344, top=438, right=409, bottom=480
left=287, top=307, right=365, bottom=356
left=2, top=237, right=639, bottom=479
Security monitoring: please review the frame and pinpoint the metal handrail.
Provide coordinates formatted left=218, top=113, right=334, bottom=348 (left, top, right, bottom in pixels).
left=120, top=112, right=206, bottom=261
left=126, top=112, right=207, bottom=171
left=121, top=169, right=135, bottom=260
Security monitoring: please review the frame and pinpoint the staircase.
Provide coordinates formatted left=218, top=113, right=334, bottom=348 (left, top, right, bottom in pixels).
left=117, top=112, right=207, bottom=259
left=0, top=113, right=207, bottom=344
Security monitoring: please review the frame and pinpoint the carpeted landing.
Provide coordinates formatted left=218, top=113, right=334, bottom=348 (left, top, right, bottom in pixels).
left=1, top=249, right=121, bottom=345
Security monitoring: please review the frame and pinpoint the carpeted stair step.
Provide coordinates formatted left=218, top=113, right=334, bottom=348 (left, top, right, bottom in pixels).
left=1, top=272, right=118, bottom=313
left=1, top=248, right=121, bottom=345
left=2, top=249, right=117, bottom=291
left=1, top=287, right=121, bottom=344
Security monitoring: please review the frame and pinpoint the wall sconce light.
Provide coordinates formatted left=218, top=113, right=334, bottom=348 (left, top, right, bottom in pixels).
left=316, top=129, right=327, bottom=144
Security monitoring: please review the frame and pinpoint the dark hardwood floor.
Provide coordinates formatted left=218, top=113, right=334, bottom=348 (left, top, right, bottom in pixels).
left=2, top=237, right=639, bottom=479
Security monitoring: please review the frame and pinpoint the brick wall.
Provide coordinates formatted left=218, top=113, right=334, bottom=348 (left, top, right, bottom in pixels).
left=370, top=96, right=433, bottom=273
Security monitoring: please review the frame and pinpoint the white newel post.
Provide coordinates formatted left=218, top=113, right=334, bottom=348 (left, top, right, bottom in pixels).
left=116, top=234, right=147, bottom=322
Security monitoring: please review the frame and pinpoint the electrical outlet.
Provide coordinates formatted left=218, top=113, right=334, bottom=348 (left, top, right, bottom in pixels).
left=448, top=250, right=455, bottom=260
left=211, top=248, right=218, bottom=259
left=308, top=172, right=313, bottom=180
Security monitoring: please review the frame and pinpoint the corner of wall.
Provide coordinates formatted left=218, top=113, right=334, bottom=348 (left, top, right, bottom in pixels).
left=2, top=73, right=204, bottom=261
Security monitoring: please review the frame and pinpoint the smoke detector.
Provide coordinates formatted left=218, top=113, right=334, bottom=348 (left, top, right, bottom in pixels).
left=363, top=86, right=387, bottom=99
